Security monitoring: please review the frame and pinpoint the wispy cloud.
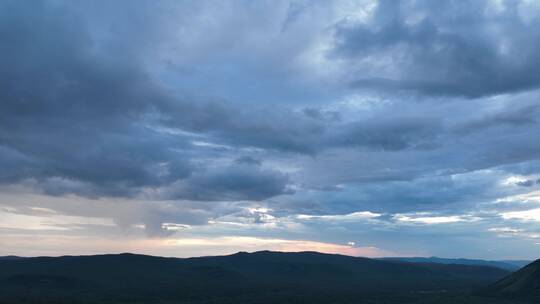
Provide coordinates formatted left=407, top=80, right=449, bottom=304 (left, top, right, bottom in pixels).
left=393, top=213, right=481, bottom=225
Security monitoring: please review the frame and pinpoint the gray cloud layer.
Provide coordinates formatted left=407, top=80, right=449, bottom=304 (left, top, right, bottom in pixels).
left=334, top=0, right=540, bottom=97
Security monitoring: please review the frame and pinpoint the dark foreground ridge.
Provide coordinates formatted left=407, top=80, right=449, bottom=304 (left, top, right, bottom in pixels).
left=481, top=259, right=540, bottom=302
left=0, top=251, right=533, bottom=304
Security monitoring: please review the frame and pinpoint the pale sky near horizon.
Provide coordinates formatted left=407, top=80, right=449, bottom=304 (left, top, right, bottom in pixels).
left=2, top=0, right=540, bottom=260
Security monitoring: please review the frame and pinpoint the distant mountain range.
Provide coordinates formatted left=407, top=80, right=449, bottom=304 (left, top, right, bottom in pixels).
left=0, top=256, right=25, bottom=260
left=0, top=251, right=528, bottom=303
left=380, top=257, right=531, bottom=271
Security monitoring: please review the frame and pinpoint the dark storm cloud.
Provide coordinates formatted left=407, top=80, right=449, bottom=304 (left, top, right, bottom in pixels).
left=454, top=104, right=539, bottom=135
left=0, top=1, right=196, bottom=197
left=302, top=107, right=341, bottom=122
left=516, top=180, right=535, bottom=187
left=328, top=116, right=441, bottom=151
left=168, top=161, right=293, bottom=201
left=275, top=172, right=501, bottom=215
left=333, top=0, right=540, bottom=98
left=178, top=107, right=444, bottom=154
left=234, top=156, right=262, bottom=166
left=5, top=0, right=539, bottom=217
left=0, top=0, right=451, bottom=200
left=0, top=0, right=449, bottom=201
left=0, top=0, right=538, bottom=226
left=0, top=1, right=307, bottom=199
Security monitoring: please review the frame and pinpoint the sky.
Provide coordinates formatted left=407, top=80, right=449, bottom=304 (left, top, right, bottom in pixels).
left=1, top=0, right=540, bottom=260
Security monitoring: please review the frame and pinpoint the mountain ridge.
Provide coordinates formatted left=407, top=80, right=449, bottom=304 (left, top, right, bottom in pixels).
left=0, top=250, right=517, bottom=303
left=380, top=256, right=531, bottom=271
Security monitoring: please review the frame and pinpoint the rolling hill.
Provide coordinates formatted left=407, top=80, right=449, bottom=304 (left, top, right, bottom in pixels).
left=0, top=251, right=517, bottom=303
left=380, top=257, right=530, bottom=271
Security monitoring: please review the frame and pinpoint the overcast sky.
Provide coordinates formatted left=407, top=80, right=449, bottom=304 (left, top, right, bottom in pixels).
left=2, top=0, right=540, bottom=259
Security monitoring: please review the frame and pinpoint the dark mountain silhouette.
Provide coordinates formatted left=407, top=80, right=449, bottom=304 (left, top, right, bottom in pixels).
left=380, top=257, right=530, bottom=271
left=482, top=259, right=540, bottom=302
left=0, top=251, right=518, bottom=303
left=0, top=256, right=25, bottom=260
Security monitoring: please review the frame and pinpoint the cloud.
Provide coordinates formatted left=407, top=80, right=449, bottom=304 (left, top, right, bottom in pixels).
left=516, top=180, right=536, bottom=187
left=167, top=161, right=293, bottom=201
left=0, top=0, right=453, bottom=201
left=393, top=213, right=480, bottom=225
left=0, top=0, right=197, bottom=198
left=234, top=156, right=262, bottom=166
left=488, top=227, right=524, bottom=234
left=327, top=116, right=441, bottom=151
left=0, top=208, right=115, bottom=231
left=296, top=211, right=381, bottom=221
left=6, top=0, right=540, bottom=203
left=454, top=103, right=539, bottom=135
left=501, top=208, right=540, bottom=222
left=333, top=0, right=540, bottom=98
